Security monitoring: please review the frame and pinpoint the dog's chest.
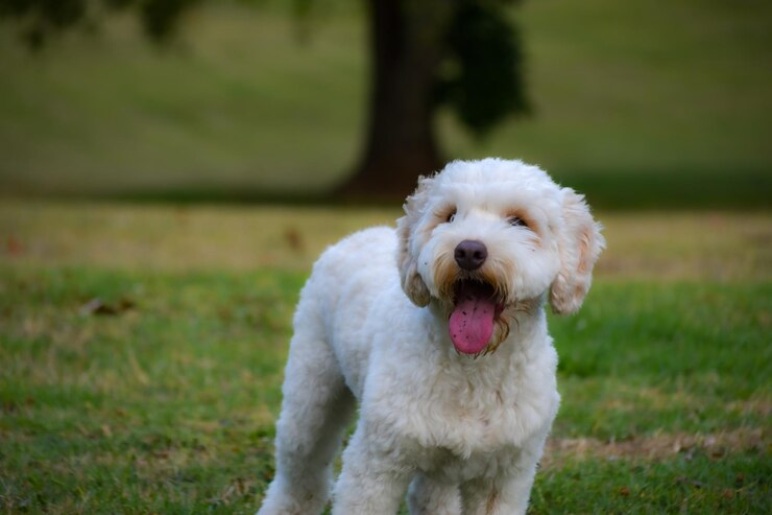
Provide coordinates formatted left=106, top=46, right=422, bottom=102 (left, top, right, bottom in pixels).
left=391, top=375, right=550, bottom=456
left=413, top=392, right=527, bottom=450
left=364, top=330, right=559, bottom=477
left=416, top=443, right=520, bottom=483
left=399, top=391, right=552, bottom=483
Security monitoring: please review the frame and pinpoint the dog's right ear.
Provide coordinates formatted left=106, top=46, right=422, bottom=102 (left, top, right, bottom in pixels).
left=396, top=176, right=433, bottom=307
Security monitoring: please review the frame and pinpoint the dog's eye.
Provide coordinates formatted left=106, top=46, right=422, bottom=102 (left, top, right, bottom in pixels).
left=446, top=209, right=457, bottom=223
left=508, top=216, right=528, bottom=228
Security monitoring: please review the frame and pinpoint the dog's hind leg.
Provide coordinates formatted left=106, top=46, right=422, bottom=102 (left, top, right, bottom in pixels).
left=257, top=325, right=356, bottom=515
left=407, top=474, right=462, bottom=515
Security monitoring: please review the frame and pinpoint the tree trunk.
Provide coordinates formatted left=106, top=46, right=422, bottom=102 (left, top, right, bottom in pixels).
left=338, top=0, right=458, bottom=200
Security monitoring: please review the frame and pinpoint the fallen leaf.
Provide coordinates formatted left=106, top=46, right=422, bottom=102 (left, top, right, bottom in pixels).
left=80, top=297, right=136, bottom=316
left=6, top=235, right=24, bottom=256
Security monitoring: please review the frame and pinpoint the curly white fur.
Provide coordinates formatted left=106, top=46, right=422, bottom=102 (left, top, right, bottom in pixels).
left=257, top=158, right=604, bottom=515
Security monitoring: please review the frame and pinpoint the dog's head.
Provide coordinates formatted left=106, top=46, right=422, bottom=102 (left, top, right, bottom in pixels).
left=397, top=158, right=604, bottom=355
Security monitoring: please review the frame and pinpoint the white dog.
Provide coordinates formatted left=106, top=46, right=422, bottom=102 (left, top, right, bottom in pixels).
left=257, top=159, right=604, bottom=515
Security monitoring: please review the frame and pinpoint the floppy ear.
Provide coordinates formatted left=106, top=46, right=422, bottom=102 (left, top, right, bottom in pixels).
left=549, top=188, right=605, bottom=315
left=396, top=176, right=433, bottom=307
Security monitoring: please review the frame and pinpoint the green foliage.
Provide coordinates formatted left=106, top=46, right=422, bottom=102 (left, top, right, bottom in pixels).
left=0, top=0, right=201, bottom=47
left=139, top=0, right=201, bottom=41
left=438, top=0, right=530, bottom=138
left=0, top=0, right=86, bottom=48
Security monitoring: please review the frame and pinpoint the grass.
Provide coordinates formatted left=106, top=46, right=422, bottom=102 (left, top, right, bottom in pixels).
left=1, top=202, right=770, bottom=513
left=1, top=0, right=771, bottom=207
left=1, top=266, right=293, bottom=513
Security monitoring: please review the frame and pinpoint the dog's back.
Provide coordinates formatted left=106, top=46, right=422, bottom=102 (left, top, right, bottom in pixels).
left=290, top=226, right=402, bottom=396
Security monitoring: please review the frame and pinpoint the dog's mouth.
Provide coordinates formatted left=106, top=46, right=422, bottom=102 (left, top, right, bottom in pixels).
left=449, top=279, right=505, bottom=355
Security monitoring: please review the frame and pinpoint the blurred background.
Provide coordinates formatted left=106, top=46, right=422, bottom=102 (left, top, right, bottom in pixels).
left=0, top=0, right=770, bottom=209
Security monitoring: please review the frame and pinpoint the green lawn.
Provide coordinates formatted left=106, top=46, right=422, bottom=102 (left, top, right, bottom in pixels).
left=1, top=203, right=770, bottom=513
left=1, top=0, right=771, bottom=207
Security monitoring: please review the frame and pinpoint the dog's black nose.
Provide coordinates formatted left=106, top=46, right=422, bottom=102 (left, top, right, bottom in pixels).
left=454, top=240, right=488, bottom=271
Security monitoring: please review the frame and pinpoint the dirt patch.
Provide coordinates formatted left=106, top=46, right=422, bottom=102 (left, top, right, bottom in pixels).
left=596, top=213, right=772, bottom=282
left=542, top=427, right=767, bottom=468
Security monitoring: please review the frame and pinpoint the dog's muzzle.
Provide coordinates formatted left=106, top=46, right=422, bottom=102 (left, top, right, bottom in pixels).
left=448, top=277, right=505, bottom=355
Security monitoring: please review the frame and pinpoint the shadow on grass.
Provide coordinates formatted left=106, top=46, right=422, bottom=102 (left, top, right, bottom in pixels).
left=555, top=167, right=772, bottom=211
left=89, top=167, right=772, bottom=210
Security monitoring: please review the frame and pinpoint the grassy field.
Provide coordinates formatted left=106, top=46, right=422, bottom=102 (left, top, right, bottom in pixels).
left=1, top=0, right=771, bottom=207
left=1, top=202, right=770, bottom=513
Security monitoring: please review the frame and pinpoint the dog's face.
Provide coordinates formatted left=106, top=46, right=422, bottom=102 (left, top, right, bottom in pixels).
left=397, top=159, right=604, bottom=355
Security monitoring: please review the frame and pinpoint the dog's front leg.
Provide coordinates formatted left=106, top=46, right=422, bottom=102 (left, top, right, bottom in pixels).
left=332, top=426, right=411, bottom=515
left=460, top=476, right=532, bottom=515
left=460, top=436, right=547, bottom=515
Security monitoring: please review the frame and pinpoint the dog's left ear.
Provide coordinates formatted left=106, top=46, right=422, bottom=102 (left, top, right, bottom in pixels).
left=396, top=176, right=432, bottom=307
left=549, top=188, right=605, bottom=315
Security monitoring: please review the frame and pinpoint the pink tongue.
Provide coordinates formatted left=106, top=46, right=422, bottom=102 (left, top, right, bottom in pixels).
left=448, top=284, right=498, bottom=355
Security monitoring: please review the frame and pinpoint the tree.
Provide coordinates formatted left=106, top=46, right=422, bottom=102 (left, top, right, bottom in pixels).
left=345, top=0, right=528, bottom=199
left=0, top=0, right=529, bottom=200
left=0, top=0, right=199, bottom=48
